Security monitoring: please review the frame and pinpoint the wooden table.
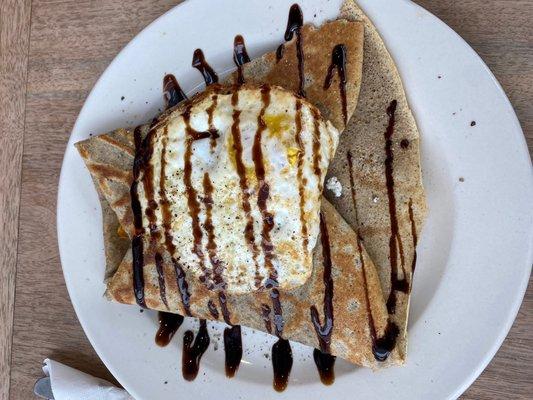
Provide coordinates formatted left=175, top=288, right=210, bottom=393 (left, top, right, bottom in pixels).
left=1, top=1, right=531, bottom=399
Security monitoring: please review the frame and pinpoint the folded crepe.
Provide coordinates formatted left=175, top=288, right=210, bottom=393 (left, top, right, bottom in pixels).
left=77, top=17, right=393, bottom=367
left=76, top=0, right=426, bottom=367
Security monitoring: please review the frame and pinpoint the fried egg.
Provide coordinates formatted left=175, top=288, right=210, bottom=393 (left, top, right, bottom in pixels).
left=137, top=85, right=339, bottom=294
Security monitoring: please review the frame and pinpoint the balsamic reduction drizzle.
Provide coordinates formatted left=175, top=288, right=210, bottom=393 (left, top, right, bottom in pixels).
left=192, top=49, right=219, bottom=86
left=230, top=90, right=263, bottom=288
left=324, top=44, right=348, bottom=126
left=182, top=319, right=210, bottom=381
left=155, top=253, right=169, bottom=309
left=224, top=325, right=243, bottom=378
left=408, top=198, right=418, bottom=274
left=233, top=35, right=251, bottom=85
left=269, top=288, right=284, bottom=337
left=202, top=172, right=232, bottom=323
left=313, top=349, right=336, bottom=385
left=310, top=213, right=336, bottom=383
left=207, top=94, right=219, bottom=149
left=202, top=174, right=223, bottom=285
left=163, top=74, right=188, bottom=108
left=310, top=213, right=334, bottom=353
left=348, top=150, right=400, bottom=362
left=218, top=292, right=232, bottom=325
left=269, top=289, right=291, bottom=391
left=188, top=129, right=220, bottom=142
left=294, top=100, right=309, bottom=258
left=383, top=100, right=409, bottom=315
left=276, top=44, right=285, bottom=62
left=156, top=311, right=184, bottom=347
left=182, top=106, right=210, bottom=286
left=272, top=338, right=293, bottom=392
left=372, top=322, right=400, bottom=362
left=285, top=4, right=305, bottom=97
left=311, top=107, right=323, bottom=192
left=173, top=258, right=192, bottom=317
left=131, top=126, right=147, bottom=308
left=252, top=86, right=277, bottom=283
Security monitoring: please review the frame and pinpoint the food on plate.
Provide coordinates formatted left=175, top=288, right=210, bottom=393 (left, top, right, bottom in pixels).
left=74, top=0, right=426, bottom=390
left=128, top=84, right=340, bottom=294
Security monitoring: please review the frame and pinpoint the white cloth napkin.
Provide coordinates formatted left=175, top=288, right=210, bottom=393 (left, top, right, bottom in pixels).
left=42, top=359, right=134, bottom=400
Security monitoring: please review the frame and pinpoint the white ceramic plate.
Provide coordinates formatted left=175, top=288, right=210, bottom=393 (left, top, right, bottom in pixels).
left=57, top=0, right=533, bottom=398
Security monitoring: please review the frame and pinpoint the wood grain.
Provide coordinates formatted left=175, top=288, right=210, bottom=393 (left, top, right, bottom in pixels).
left=0, top=1, right=530, bottom=399
left=0, top=1, right=32, bottom=399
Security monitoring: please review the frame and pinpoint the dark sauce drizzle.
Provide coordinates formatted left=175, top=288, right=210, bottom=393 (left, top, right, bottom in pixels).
left=173, top=259, right=192, bottom=316
left=218, top=292, right=232, bottom=325
left=269, top=292, right=292, bottom=390
left=131, top=126, right=147, bottom=308
left=310, top=212, right=336, bottom=383
left=202, top=172, right=232, bottom=324
left=230, top=90, right=263, bottom=288
left=294, top=100, right=309, bottom=258
left=163, top=74, right=188, bottom=108
left=192, top=49, right=219, bottom=85
left=310, top=213, right=335, bottom=351
left=347, top=150, right=400, bottom=362
left=206, top=94, right=219, bottom=149
left=383, top=100, right=409, bottom=315
left=153, top=136, right=170, bottom=309
left=324, top=44, right=348, bottom=126
left=285, top=4, right=305, bottom=97
left=182, top=319, right=210, bottom=381
left=272, top=338, right=293, bottom=392
left=252, top=86, right=277, bottom=283
left=313, top=349, right=336, bottom=385
left=269, top=288, right=284, bottom=337
left=311, top=107, right=323, bottom=192
left=276, top=44, right=285, bottom=63
left=156, top=311, right=184, bottom=347
left=224, top=325, right=243, bottom=378
left=408, top=198, right=418, bottom=274
left=233, top=35, right=251, bottom=85
left=182, top=106, right=210, bottom=286
left=155, top=253, right=169, bottom=309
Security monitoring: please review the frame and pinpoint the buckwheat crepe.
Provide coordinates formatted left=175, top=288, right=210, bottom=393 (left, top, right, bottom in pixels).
left=76, top=0, right=427, bottom=368
left=77, top=17, right=394, bottom=367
